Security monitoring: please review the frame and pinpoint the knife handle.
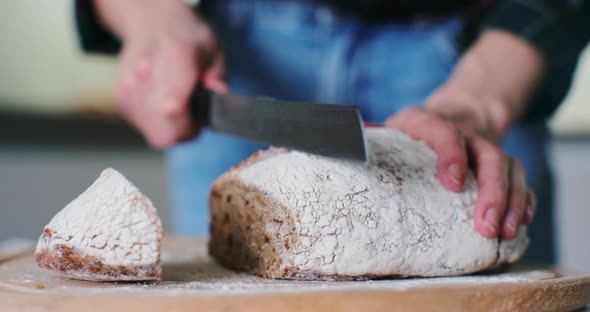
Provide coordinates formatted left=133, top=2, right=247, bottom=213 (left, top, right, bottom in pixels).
left=188, top=86, right=212, bottom=127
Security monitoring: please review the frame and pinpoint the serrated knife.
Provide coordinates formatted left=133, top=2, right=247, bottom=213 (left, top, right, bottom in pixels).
left=189, top=88, right=367, bottom=162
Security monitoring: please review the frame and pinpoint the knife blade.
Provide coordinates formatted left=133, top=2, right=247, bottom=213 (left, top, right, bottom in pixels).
left=189, top=88, right=367, bottom=162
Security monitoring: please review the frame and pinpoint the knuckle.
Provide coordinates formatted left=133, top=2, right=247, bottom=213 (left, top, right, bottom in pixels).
left=489, top=98, right=511, bottom=131
left=511, top=158, right=525, bottom=177
left=486, top=147, right=507, bottom=164
left=113, top=86, right=125, bottom=104
left=510, top=191, right=526, bottom=212
left=442, top=144, right=462, bottom=156
left=498, top=152, right=509, bottom=167
left=448, top=152, right=467, bottom=166
left=148, top=139, right=166, bottom=150
left=438, top=141, right=465, bottom=161
left=404, top=106, right=420, bottom=114
left=198, top=28, right=216, bottom=45
left=439, top=120, right=461, bottom=140
left=480, top=180, right=508, bottom=206
left=401, top=106, right=423, bottom=117
left=162, top=98, right=188, bottom=117
left=509, top=158, right=528, bottom=190
left=384, top=115, right=397, bottom=128
left=487, top=197, right=507, bottom=212
left=149, top=132, right=176, bottom=149
left=132, top=57, right=153, bottom=80
left=165, top=40, right=195, bottom=59
left=528, top=191, right=538, bottom=210
left=166, top=104, right=185, bottom=117
left=475, top=139, right=494, bottom=152
left=513, top=202, right=525, bottom=214
left=387, top=108, right=421, bottom=129
left=113, top=85, right=131, bottom=110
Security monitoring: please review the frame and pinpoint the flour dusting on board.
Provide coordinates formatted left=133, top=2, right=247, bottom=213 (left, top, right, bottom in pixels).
left=2, top=238, right=555, bottom=297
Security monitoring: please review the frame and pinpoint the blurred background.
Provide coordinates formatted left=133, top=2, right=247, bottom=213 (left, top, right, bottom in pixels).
left=0, top=1, right=589, bottom=274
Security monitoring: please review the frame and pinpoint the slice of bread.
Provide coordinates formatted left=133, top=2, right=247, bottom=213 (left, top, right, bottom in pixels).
left=209, top=128, right=528, bottom=280
left=35, top=168, right=162, bottom=281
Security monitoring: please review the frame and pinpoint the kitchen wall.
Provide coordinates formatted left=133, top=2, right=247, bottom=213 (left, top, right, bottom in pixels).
left=0, top=0, right=116, bottom=114
left=0, top=144, right=171, bottom=241
left=2, top=1, right=589, bottom=123
left=552, top=45, right=590, bottom=135
left=0, top=1, right=589, bottom=275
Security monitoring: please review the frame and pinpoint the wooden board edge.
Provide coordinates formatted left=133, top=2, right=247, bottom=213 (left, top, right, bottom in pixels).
left=1, top=237, right=588, bottom=312
left=1, top=272, right=588, bottom=312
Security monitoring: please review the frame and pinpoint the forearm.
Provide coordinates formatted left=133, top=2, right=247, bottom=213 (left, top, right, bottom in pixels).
left=93, top=0, right=141, bottom=39
left=427, top=30, right=545, bottom=142
left=93, top=0, right=196, bottom=41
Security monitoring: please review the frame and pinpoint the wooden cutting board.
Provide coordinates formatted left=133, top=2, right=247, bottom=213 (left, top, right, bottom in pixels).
left=1, top=236, right=588, bottom=312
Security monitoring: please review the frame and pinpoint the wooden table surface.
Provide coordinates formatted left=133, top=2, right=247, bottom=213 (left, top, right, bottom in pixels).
left=1, top=236, right=588, bottom=312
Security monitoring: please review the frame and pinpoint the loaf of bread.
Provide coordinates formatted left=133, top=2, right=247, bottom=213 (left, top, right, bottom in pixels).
left=35, top=168, right=162, bottom=281
left=209, top=128, right=528, bottom=280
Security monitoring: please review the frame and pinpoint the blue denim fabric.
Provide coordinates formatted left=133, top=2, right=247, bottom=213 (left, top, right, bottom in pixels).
left=166, top=1, right=555, bottom=263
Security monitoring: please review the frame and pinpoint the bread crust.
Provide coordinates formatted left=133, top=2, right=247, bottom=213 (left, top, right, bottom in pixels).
left=35, top=229, right=162, bottom=282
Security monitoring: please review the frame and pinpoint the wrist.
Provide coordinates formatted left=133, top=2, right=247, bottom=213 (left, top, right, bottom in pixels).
left=468, top=31, right=545, bottom=124
left=426, top=84, right=510, bottom=143
left=427, top=31, right=544, bottom=142
left=426, top=48, right=513, bottom=142
left=93, top=0, right=141, bottom=39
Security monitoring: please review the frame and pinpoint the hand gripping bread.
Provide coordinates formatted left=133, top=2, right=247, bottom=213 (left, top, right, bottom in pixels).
left=35, top=168, right=162, bottom=281
left=209, top=128, right=528, bottom=280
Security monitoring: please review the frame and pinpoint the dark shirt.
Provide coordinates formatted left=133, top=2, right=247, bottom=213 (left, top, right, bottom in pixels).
left=316, top=0, right=479, bottom=20
left=486, top=1, right=590, bottom=122
left=315, top=0, right=590, bottom=122
left=75, top=0, right=590, bottom=123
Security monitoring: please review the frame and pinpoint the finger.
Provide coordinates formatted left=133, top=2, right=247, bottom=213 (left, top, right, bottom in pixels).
left=470, top=138, right=510, bottom=238
left=384, top=107, right=424, bottom=130
left=202, top=51, right=228, bottom=93
left=139, top=43, right=200, bottom=148
left=522, top=190, right=537, bottom=224
left=115, top=42, right=202, bottom=149
left=154, top=42, right=199, bottom=116
left=114, top=50, right=157, bottom=136
left=501, top=159, right=527, bottom=239
left=114, top=47, right=152, bottom=114
left=145, top=96, right=199, bottom=149
left=385, top=108, right=469, bottom=191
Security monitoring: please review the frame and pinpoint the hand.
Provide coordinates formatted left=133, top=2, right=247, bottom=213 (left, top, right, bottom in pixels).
left=384, top=30, right=544, bottom=240
left=386, top=105, right=536, bottom=240
left=96, top=0, right=227, bottom=148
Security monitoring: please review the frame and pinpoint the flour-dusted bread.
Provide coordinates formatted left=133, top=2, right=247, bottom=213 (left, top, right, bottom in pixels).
left=35, top=168, right=162, bottom=281
left=209, top=128, right=528, bottom=280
